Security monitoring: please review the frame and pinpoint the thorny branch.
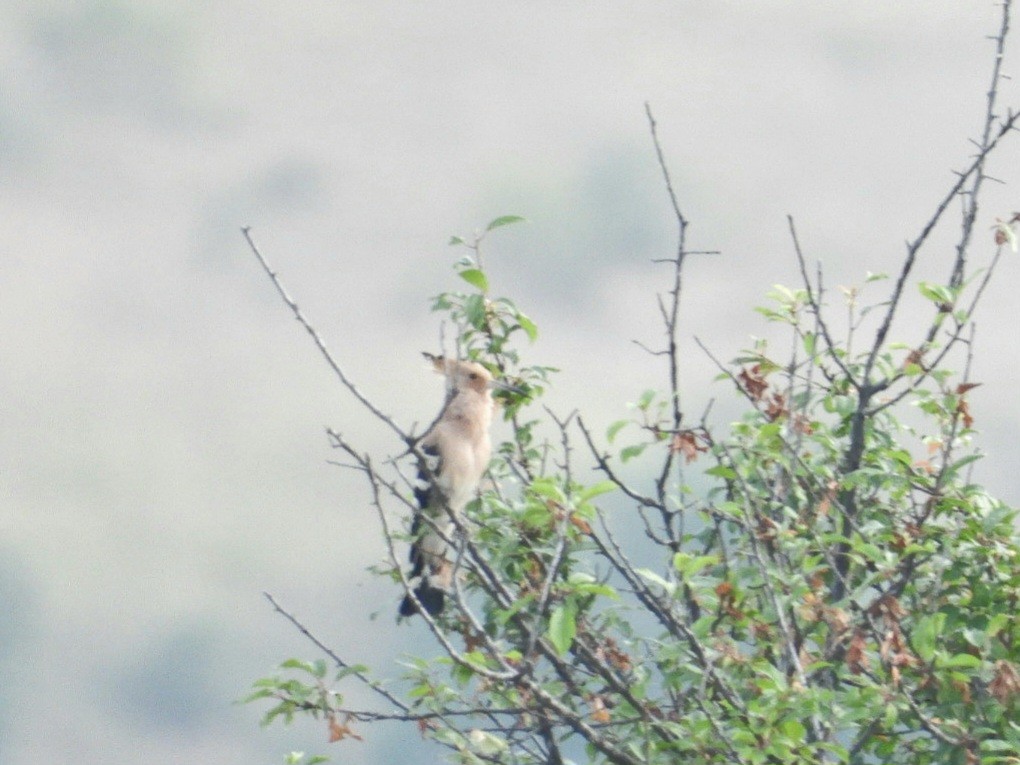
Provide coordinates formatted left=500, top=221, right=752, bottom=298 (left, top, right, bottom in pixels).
left=245, top=7, right=1019, bottom=762
left=242, top=228, right=410, bottom=445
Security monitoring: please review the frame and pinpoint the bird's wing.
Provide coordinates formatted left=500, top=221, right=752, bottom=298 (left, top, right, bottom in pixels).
left=408, top=440, right=442, bottom=573
left=400, top=434, right=454, bottom=617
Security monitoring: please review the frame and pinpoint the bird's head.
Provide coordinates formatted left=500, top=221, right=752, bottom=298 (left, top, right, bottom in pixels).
left=423, top=353, right=520, bottom=396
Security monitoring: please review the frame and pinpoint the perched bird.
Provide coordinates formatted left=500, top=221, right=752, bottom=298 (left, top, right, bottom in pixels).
left=399, top=355, right=501, bottom=618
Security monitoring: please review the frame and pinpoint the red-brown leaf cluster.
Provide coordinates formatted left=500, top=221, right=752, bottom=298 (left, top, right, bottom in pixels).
left=328, top=713, right=363, bottom=743
left=738, top=365, right=769, bottom=401
left=814, top=481, right=838, bottom=519
left=847, top=628, right=869, bottom=675
left=754, top=514, right=778, bottom=542
left=951, top=382, right=981, bottom=429
left=595, top=637, right=633, bottom=674
left=956, top=398, right=974, bottom=429
left=416, top=717, right=439, bottom=737
left=589, top=694, right=611, bottom=724
left=670, top=430, right=709, bottom=463
left=868, top=596, right=919, bottom=687
left=903, top=348, right=926, bottom=371
left=569, top=512, right=593, bottom=535
left=764, top=392, right=788, bottom=422
left=715, top=581, right=745, bottom=620
left=989, top=660, right=1020, bottom=703
left=992, top=212, right=1020, bottom=245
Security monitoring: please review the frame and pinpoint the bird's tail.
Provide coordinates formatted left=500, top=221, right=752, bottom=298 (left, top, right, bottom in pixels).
left=399, top=524, right=452, bottom=617
left=399, top=442, right=453, bottom=618
left=398, top=579, right=446, bottom=617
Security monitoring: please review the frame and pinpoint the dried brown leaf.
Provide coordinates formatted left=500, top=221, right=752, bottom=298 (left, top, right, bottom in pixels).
left=989, top=660, right=1020, bottom=703
left=590, top=695, right=611, bottom=724
left=569, top=513, right=592, bottom=535
left=956, top=398, right=974, bottom=429
left=738, top=365, right=769, bottom=402
left=847, top=628, right=869, bottom=675
left=904, top=348, right=926, bottom=370
left=670, top=430, right=707, bottom=463
left=328, top=713, right=363, bottom=743
left=764, top=393, right=787, bottom=422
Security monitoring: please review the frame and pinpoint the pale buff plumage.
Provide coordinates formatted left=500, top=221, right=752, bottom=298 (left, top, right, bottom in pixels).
left=399, top=357, right=497, bottom=617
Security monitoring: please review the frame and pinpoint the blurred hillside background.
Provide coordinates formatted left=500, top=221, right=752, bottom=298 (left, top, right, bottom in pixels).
left=3, top=2, right=1019, bottom=763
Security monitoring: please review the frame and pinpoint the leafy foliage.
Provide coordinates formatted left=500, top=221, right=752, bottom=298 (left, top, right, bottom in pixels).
left=247, top=207, right=1020, bottom=763
left=244, top=10, right=1020, bottom=764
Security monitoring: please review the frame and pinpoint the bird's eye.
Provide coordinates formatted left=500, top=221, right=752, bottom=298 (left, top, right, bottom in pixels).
left=468, top=372, right=478, bottom=380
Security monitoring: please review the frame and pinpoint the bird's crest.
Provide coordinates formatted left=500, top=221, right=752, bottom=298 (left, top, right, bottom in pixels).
left=421, top=353, right=494, bottom=396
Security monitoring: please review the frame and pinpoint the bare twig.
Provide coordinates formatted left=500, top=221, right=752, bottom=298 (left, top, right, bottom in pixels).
left=262, top=592, right=410, bottom=713
left=644, top=103, right=688, bottom=512
left=863, top=105, right=1020, bottom=385
left=787, top=216, right=856, bottom=385
left=242, top=228, right=411, bottom=445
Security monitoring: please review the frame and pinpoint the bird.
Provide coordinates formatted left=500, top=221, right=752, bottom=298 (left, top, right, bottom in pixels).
left=399, top=354, right=503, bottom=618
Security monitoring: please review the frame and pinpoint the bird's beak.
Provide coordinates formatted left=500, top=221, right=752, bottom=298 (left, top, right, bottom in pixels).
left=489, top=379, right=526, bottom=396
left=422, top=352, right=446, bottom=374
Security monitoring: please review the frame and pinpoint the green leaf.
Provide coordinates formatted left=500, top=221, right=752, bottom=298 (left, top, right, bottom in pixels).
left=987, top=613, right=1010, bottom=637
left=635, top=568, right=676, bottom=595
left=569, top=580, right=619, bottom=599
left=903, top=362, right=924, bottom=377
left=802, top=331, right=816, bottom=356
left=704, top=464, right=737, bottom=479
left=464, top=294, right=487, bottom=328
left=606, top=420, right=629, bottom=442
left=468, top=729, right=509, bottom=755
left=515, top=311, right=539, bottom=341
left=547, top=604, right=577, bottom=655
left=779, top=719, right=806, bottom=741
left=485, top=214, right=525, bottom=231
left=334, top=664, right=369, bottom=681
left=529, top=477, right=566, bottom=502
left=754, top=306, right=788, bottom=323
left=280, top=658, right=325, bottom=678
left=912, top=613, right=945, bottom=662
left=635, top=389, right=656, bottom=410
left=458, top=268, right=489, bottom=293
left=620, top=444, right=647, bottom=463
left=851, top=541, right=885, bottom=563
left=938, top=652, right=982, bottom=669
left=242, top=688, right=276, bottom=704
left=918, top=281, right=954, bottom=305
left=882, top=703, right=898, bottom=730
left=452, top=661, right=475, bottom=685
left=672, top=553, right=718, bottom=578
left=943, top=452, right=983, bottom=479
left=716, top=501, right=744, bottom=519
left=577, top=480, right=617, bottom=502
left=983, top=739, right=1016, bottom=752
left=407, top=683, right=434, bottom=699
left=448, top=235, right=466, bottom=246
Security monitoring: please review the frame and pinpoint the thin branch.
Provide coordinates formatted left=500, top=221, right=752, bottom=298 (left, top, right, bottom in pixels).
left=787, top=215, right=856, bottom=385
left=645, top=103, right=690, bottom=510
left=575, top=415, right=661, bottom=510
left=262, top=592, right=410, bottom=713
left=948, top=0, right=1013, bottom=289
left=242, top=228, right=410, bottom=445
left=863, top=105, right=1020, bottom=385
left=645, top=103, right=688, bottom=231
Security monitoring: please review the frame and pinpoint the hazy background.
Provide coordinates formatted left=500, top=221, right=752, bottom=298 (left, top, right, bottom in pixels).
left=4, top=2, right=1019, bottom=763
